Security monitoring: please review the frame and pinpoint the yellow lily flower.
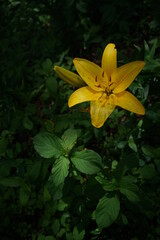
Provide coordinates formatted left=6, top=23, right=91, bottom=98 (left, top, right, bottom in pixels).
left=54, top=43, right=145, bottom=128
left=69, top=44, right=145, bottom=128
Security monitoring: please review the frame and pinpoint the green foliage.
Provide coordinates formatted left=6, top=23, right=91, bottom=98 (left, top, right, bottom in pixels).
left=33, top=132, right=65, bottom=158
left=51, top=156, right=70, bottom=187
left=95, top=195, right=120, bottom=229
left=71, top=149, right=103, bottom=174
left=0, top=0, right=160, bottom=239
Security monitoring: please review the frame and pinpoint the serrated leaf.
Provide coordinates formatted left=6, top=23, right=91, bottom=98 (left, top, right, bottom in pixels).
left=95, top=195, right=120, bottom=229
left=61, top=129, right=77, bottom=153
left=51, top=156, right=70, bottom=186
left=71, top=149, right=102, bottom=174
left=33, top=132, right=64, bottom=158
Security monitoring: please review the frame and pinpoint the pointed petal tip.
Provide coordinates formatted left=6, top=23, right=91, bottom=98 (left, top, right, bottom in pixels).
left=68, top=99, right=72, bottom=108
left=138, top=61, right=145, bottom=67
left=107, top=43, right=116, bottom=48
left=116, top=91, right=145, bottom=115
left=73, top=58, right=79, bottom=63
left=92, top=122, right=104, bottom=128
left=54, top=65, right=58, bottom=71
left=102, top=43, right=117, bottom=78
left=112, top=60, right=146, bottom=93
left=139, top=107, right=145, bottom=115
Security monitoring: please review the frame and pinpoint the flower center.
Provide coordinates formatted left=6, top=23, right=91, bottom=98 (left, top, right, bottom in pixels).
left=105, top=87, right=111, bottom=96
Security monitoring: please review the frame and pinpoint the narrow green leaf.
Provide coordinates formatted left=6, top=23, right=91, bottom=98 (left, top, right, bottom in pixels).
left=71, top=149, right=102, bottom=174
left=33, top=132, right=64, bottom=158
left=128, top=135, right=137, bottom=152
left=149, top=39, right=157, bottom=58
left=19, top=184, right=31, bottom=206
left=51, top=156, right=70, bottom=186
left=0, top=176, right=23, bottom=187
left=73, top=224, right=85, bottom=240
left=61, top=129, right=77, bottom=152
left=95, top=195, right=120, bottom=229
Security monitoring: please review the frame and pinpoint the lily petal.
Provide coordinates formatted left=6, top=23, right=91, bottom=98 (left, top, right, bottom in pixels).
left=73, top=58, right=109, bottom=91
left=90, top=95, right=115, bottom=128
left=116, top=91, right=145, bottom=115
left=68, top=86, right=102, bottom=108
left=54, top=66, right=86, bottom=87
left=112, top=61, right=145, bottom=93
left=101, top=43, right=117, bottom=79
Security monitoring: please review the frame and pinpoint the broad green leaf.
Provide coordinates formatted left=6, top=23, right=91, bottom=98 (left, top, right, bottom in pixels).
left=139, top=164, right=157, bottom=179
left=71, top=149, right=102, bottom=174
left=128, top=135, right=137, bottom=152
left=141, top=145, right=154, bottom=158
left=51, top=156, right=70, bottom=186
left=61, top=129, right=77, bottom=153
left=119, top=176, right=140, bottom=202
left=95, top=195, right=120, bottom=229
left=33, top=132, right=64, bottom=158
left=0, top=176, right=23, bottom=187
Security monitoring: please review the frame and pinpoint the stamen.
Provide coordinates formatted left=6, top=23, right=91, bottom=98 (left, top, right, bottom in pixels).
left=94, top=84, right=101, bottom=88
left=95, top=76, right=98, bottom=82
left=102, top=71, right=104, bottom=77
